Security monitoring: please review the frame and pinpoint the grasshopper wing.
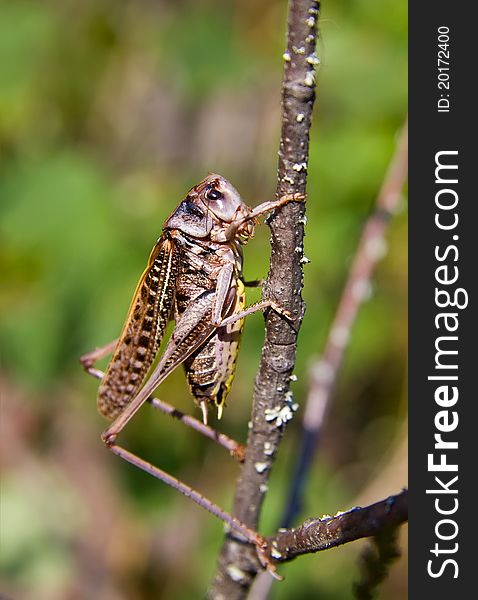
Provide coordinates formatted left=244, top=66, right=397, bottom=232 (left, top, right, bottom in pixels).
left=98, top=235, right=178, bottom=419
left=105, top=284, right=238, bottom=435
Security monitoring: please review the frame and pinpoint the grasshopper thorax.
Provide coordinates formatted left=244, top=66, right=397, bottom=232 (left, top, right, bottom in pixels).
left=163, top=174, right=256, bottom=243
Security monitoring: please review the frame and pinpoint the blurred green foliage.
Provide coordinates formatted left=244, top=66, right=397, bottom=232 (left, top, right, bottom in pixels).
left=0, top=1, right=407, bottom=599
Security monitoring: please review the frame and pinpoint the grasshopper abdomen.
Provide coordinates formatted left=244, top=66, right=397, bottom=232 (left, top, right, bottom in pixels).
left=183, top=279, right=246, bottom=421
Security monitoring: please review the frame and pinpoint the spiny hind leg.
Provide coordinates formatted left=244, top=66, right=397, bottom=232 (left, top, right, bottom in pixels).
left=82, top=353, right=276, bottom=572
left=107, top=442, right=280, bottom=577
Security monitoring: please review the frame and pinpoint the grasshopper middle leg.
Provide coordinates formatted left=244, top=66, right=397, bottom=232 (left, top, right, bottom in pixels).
left=80, top=343, right=245, bottom=461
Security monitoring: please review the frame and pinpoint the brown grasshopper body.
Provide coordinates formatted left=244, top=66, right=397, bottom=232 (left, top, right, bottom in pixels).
left=81, top=173, right=303, bottom=570
left=95, top=174, right=297, bottom=432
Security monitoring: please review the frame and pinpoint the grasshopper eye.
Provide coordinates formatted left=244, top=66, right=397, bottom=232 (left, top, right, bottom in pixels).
left=206, top=189, right=223, bottom=201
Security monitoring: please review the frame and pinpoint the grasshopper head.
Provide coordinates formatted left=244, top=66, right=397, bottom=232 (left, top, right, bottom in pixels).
left=164, top=174, right=256, bottom=243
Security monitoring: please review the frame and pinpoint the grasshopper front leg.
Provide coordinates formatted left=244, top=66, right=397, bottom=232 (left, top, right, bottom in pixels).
left=224, top=192, right=305, bottom=240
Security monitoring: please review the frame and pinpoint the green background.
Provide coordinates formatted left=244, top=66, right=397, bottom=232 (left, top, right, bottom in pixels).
left=0, top=1, right=407, bottom=598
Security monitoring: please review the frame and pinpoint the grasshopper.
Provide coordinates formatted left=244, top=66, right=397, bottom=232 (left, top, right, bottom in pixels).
left=81, top=173, right=303, bottom=565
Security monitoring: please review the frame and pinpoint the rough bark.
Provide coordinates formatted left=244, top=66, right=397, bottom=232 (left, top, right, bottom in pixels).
left=264, top=490, right=408, bottom=562
left=208, top=1, right=320, bottom=597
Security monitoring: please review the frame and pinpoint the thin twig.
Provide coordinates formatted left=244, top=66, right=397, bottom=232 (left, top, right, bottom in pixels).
left=209, top=1, right=320, bottom=598
left=265, top=489, right=408, bottom=562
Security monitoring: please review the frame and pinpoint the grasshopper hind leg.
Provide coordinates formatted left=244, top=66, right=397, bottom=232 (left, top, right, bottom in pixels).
left=107, top=442, right=280, bottom=576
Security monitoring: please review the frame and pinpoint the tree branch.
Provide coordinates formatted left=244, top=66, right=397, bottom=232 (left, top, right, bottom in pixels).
left=208, top=1, right=320, bottom=597
left=264, top=490, right=408, bottom=563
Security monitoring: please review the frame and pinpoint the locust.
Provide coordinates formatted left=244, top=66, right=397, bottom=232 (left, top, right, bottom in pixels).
left=81, top=173, right=303, bottom=570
